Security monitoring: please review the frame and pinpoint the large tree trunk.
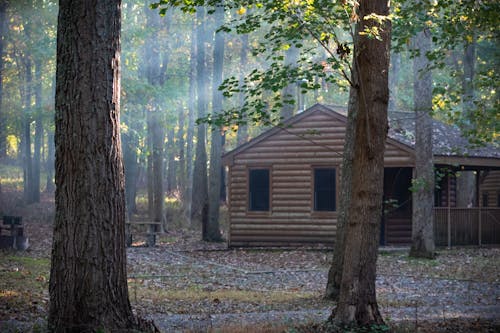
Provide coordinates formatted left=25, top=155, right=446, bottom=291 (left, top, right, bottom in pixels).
left=410, top=27, right=435, bottom=259
left=166, top=126, right=176, bottom=195
left=325, top=65, right=359, bottom=300
left=191, top=7, right=209, bottom=228
left=207, top=2, right=224, bottom=242
left=49, top=0, right=135, bottom=331
left=332, top=0, right=390, bottom=326
left=0, top=1, right=7, bottom=159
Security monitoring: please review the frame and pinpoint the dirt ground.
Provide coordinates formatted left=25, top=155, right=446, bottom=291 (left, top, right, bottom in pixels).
left=1, top=190, right=500, bottom=332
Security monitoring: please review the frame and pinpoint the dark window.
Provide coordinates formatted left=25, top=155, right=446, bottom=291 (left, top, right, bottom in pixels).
left=482, top=192, right=489, bottom=207
left=249, top=169, right=270, bottom=211
left=314, top=168, right=336, bottom=211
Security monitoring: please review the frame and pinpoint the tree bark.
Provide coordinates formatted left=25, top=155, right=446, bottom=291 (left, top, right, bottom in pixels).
left=410, top=27, right=435, bottom=259
left=166, top=126, right=176, bottom=195
left=207, top=2, right=225, bottom=242
left=49, top=0, right=135, bottom=331
left=332, top=0, right=390, bottom=326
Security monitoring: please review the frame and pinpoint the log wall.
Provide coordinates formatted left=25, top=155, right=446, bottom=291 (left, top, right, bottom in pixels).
left=226, top=107, right=415, bottom=247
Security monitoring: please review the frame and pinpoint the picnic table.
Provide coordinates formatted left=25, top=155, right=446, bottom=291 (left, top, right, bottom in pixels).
left=125, top=219, right=164, bottom=247
left=0, top=215, right=29, bottom=250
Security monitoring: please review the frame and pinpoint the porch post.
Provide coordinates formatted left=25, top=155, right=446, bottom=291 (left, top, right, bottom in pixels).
left=447, top=174, right=451, bottom=248
left=476, top=171, right=481, bottom=246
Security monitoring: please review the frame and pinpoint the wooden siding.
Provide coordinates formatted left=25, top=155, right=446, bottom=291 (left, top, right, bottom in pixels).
left=480, top=170, right=500, bottom=207
left=227, top=108, right=415, bottom=247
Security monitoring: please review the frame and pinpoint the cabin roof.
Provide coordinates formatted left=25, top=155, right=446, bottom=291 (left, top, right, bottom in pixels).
left=223, top=104, right=500, bottom=167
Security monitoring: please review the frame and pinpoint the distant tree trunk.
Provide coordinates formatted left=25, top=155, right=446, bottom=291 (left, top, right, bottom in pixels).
left=48, top=0, right=136, bottom=330
left=166, top=126, right=176, bottom=195
left=325, top=65, right=359, bottom=300
left=456, top=37, right=476, bottom=207
left=21, top=55, right=34, bottom=204
left=0, top=0, right=7, bottom=159
left=281, top=46, right=298, bottom=120
left=331, top=0, right=390, bottom=326
left=207, top=2, right=224, bottom=242
left=185, top=18, right=196, bottom=218
left=144, top=5, right=165, bottom=226
left=388, top=51, right=400, bottom=111
left=191, top=7, right=209, bottom=228
left=123, top=131, right=139, bottom=217
left=236, top=34, right=249, bottom=146
left=45, top=130, right=55, bottom=192
left=177, top=106, right=186, bottom=198
left=409, top=27, right=435, bottom=259
left=32, top=58, right=43, bottom=202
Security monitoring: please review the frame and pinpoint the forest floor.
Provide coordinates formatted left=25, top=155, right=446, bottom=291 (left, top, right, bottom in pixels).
left=0, top=190, right=499, bottom=332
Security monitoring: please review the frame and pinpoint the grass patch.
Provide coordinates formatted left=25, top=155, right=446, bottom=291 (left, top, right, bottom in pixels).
left=0, top=253, right=50, bottom=321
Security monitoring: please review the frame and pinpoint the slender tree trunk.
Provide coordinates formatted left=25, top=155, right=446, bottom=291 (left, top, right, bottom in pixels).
left=325, top=65, right=359, bottom=300
left=456, top=38, right=476, bottom=207
left=45, top=130, right=55, bottom=192
left=332, top=0, right=390, bottom=326
left=22, top=56, right=34, bottom=204
left=123, top=131, right=139, bottom=217
left=144, top=5, right=165, bottom=227
left=166, top=126, right=176, bottom=195
left=0, top=1, right=7, bottom=159
left=185, top=18, right=196, bottom=219
left=236, top=34, right=249, bottom=146
left=410, top=27, right=435, bottom=259
left=207, top=2, right=225, bottom=242
left=32, top=58, right=43, bottom=202
left=191, top=7, right=209, bottom=228
left=281, top=46, right=298, bottom=120
left=49, top=0, right=136, bottom=330
left=388, top=51, right=400, bottom=111
left=177, top=106, right=186, bottom=198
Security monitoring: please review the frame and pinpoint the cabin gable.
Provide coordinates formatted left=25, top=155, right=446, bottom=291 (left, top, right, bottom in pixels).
left=225, top=104, right=414, bottom=247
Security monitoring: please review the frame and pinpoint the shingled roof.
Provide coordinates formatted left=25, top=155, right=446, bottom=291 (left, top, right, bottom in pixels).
left=387, top=111, right=500, bottom=159
left=224, top=104, right=500, bottom=168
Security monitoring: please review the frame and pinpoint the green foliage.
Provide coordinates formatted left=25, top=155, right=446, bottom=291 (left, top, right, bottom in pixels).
left=152, top=0, right=384, bottom=128
left=393, top=0, right=500, bottom=145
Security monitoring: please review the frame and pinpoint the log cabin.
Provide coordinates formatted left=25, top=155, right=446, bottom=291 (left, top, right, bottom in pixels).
left=222, top=104, right=500, bottom=247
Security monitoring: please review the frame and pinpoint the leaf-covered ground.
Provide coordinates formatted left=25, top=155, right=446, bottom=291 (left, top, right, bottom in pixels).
left=0, top=191, right=499, bottom=332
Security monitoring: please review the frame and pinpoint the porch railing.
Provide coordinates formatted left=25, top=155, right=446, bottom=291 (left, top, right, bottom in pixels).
left=434, top=207, right=500, bottom=247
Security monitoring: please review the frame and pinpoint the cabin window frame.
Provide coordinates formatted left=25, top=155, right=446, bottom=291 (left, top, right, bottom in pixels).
left=247, top=166, right=272, bottom=213
left=311, top=165, right=337, bottom=213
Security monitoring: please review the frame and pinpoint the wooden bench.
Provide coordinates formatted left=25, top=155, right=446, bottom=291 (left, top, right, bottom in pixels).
left=125, top=220, right=163, bottom=247
left=0, top=216, right=28, bottom=250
